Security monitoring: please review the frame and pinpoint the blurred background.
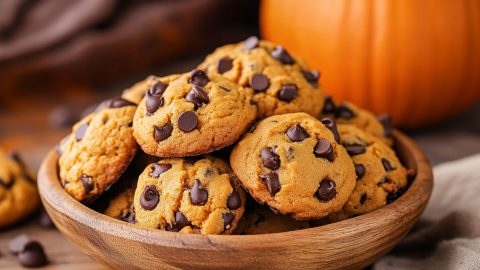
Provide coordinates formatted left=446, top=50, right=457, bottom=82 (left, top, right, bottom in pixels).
left=1, top=0, right=479, bottom=169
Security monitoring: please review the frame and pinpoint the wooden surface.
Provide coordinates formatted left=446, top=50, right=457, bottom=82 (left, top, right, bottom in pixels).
left=34, top=131, right=432, bottom=270
left=0, top=53, right=478, bottom=269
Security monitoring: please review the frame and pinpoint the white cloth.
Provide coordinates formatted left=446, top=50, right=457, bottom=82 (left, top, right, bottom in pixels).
left=374, top=154, right=480, bottom=270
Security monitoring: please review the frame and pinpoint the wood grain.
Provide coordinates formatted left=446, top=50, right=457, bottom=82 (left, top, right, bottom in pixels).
left=37, top=130, right=433, bottom=270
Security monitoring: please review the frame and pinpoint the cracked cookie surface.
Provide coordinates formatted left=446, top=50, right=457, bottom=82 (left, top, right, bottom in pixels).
left=59, top=98, right=138, bottom=203
left=132, top=70, right=257, bottom=157
left=198, top=37, right=324, bottom=119
left=134, top=156, right=245, bottom=235
left=230, top=112, right=356, bottom=220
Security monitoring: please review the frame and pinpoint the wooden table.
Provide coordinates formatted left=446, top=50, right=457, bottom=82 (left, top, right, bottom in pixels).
left=1, top=56, right=479, bottom=269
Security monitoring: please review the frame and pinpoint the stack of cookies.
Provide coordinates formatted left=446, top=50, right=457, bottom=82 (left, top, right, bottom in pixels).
left=57, top=37, right=411, bottom=235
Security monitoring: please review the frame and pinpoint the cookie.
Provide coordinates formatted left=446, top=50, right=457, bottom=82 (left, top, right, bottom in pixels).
left=134, top=156, right=245, bottom=235
left=320, top=96, right=393, bottom=145
left=132, top=70, right=257, bottom=157
left=230, top=112, right=356, bottom=220
left=198, top=36, right=324, bottom=119
left=234, top=205, right=310, bottom=235
left=0, top=150, right=40, bottom=228
left=121, top=75, right=180, bottom=104
left=326, top=124, right=408, bottom=222
left=103, top=187, right=136, bottom=223
left=59, top=97, right=138, bottom=203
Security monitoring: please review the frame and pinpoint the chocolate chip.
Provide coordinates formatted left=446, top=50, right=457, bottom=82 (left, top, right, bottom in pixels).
left=178, top=111, right=198, bottom=132
left=185, top=85, right=209, bottom=109
left=166, top=211, right=190, bottom=232
left=377, top=176, right=392, bottom=186
left=314, top=140, right=335, bottom=162
left=382, top=158, right=395, bottom=171
left=378, top=114, right=393, bottom=138
left=271, top=46, right=294, bottom=64
left=38, top=209, right=54, bottom=228
left=190, top=180, right=208, bottom=205
left=260, top=172, right=280, bottom=196
left=119, top=211, right=136, bottom=224
left=322, top=95, right=336, bottom=114
left=189, top=69, right=209, bottom=86
left=227, top=190, right=241, bottom=210
left=355, top=164, right=366, bottom=180
left=18, top=241, right=48, bottom=268
left=153, top=122, right=173, bottom=142
left=217, top=57, right=233, bottom=74
left=387, top=188, right=405, bottom=204
left=260, top=147, right=280, bottom=170
left=9, top=234, right=30, bottom=255
left=321, top=117, right=340, bottom=144
left=302, top=70, right=320, bottom=86
left=286, top=124, right=310, bottom=142
left=150, top=163, right=172, bottom=178
left=223, top=212, right=235, bottom=230
left=249, top=74, right=270, bottom=92
left=146, top=82, right=168, bottom=115
left=243, top=36, right=259, bottom=50
left=343, top=144, right=366, bottom=156
left=277, top=84, right=298, bottom=102
left=80, top=174, right=94, bottom=193
left=140, top=185, right=159, bottom=210
left=316, top=179, right=336, bottom=201
left=286, top=146, right=295, bottom=161
left=109, top=97, right=136, bottom=108
left=360, top=193, right=367, bottom=205
left=75, top=123, right=88, bottom=142
left=335, top=104, right=356, bottom=119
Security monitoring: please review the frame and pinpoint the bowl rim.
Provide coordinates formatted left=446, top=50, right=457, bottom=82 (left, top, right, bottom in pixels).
left=38, top=130, right=433, bottom=250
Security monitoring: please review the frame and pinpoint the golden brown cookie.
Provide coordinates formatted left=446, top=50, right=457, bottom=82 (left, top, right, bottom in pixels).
left=134, top=156, right=245, bottom=235
left=121, top=75, right=180, bottom=104
left=132, top=70, right=257, bottom=157
left=234, top=205, right=310, bottom=235
left=326, top=125, right=408, bottom=222
left=103, top=187, right=136, bottom=223
left=199, top=37, right=324, bottom=119
left=59, top=98, right=138, bottom=203
left=320, top=96, right=393, bottom=145
left=230, top=112, right=356, bottom=220
left=0, top=150, right=40, bottom=228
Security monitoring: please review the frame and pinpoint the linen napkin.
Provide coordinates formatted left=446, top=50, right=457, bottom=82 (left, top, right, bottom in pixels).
left=374, top=154, right=480, bottom=270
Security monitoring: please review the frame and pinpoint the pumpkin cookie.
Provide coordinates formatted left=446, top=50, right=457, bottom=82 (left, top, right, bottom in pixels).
left=320, top=96, right=393, bottom=145
left=132, top=70, right=257, bottom=157
left=0, top=150, right=40, bottom=228
left=59, top=97, right=138, bottom=203
left=134, top=156, right=245, bottom=235
left=198, top=36, right=324, bottom=119
left=230, top=112, right=356, bottom=220
left=234, top=205, right=310, bottom=235
left=121, top=75, right=180, bottom=104
left=326, top=125, right=407, bottom=222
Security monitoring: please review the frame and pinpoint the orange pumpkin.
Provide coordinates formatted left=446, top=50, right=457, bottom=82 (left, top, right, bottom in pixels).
left=261, top=0, right=480, bottom=128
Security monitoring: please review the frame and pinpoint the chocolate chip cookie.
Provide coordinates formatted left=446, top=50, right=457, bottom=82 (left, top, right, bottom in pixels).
left=326, top=124, right=408, bottom=222
left=230, top=112, right=356, bottom=220
left=234, top=205, right=310, bottom=235
left=122, top=74, right=180, bottom=104
left=132, top=70, right=257, bottom=157
left=59, top=97, right=138, bottom=203
left=320, top=96, right=393, bottom=145
left=198, top=36, right=324, bottom=119
left=0, top=150, right=40, bottom=228
left=103, top=187, right=136, bottom=223
left=134, top=156, right=245, bottom=234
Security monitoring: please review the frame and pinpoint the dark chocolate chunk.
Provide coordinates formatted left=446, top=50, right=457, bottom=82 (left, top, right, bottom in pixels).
left=360, top=193, right=367, bottom=205
left=343, top=144, right=366, bottom=156
left=177, top=111, right=198, bottom=132
left=286, top=124, right=310, bottom=142
left=227, top=190, right=241, bottom=210
left=335, top=103, right=356, bottom=119
left=189, top=69, right=209, bottom=87
left=153, top=122, right=173, bottom=142
left=9, top=234, right=30, bottom=255
left=166, top=211, right=190, bottom=232
left=316, top=179, right=336, bottom=201
left=260, top=147, right=280, bottom=170
left=386, top=188, right=406, bottom=204
left=223, top=212, right=235, bottom=230
left=217, top=57, right=233, bottom=74
left=18, top=241, right=48, bottom=268
left=301, top=70, right=320, bottom=86
left=190, top=180, right=208, bottom=206
left=185, top=85, right=209, bottom=109
left=38, top=209, right=54, bottom=228
left=260, top=172, right=281, bottom=196
left=321, top=117, right=340, bottom=143
left=378, top=114, right=393, bottom=138
left=381, top=158, right=395, bottom=171
left=322, top=95, right=336, bottom=114
left=243, top=36, right=259, bottom=50
left=355, top=164, right=366, bottom=180
left=75, top=123, right=88, bottom=142
left=277, top=84, right=298, bottom=102
left=146, top=82, right=168, bottom=115
left=80, top=174, right=94, bottom=193
left=140, top=185, right=159, bottom=210
left=314, top=140, right=335, bottom=162
left=250, top=74, right=270, bottom=92
left=271, top=46, right=294, bottom=64
left=150, top=163, right=172, bottom=178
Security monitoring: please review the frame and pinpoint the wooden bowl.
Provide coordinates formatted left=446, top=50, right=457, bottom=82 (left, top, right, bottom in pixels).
left=38, top=131, right=433, bottom=270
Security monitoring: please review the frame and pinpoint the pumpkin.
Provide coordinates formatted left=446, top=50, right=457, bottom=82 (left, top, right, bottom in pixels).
left=260, top=0, right=480, bottom=128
